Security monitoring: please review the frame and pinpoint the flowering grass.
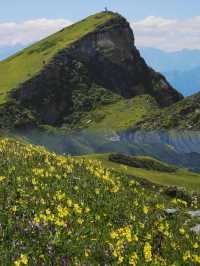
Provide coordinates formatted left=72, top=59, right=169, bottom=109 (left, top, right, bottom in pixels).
left=82, top=153, right=200, bottom=193
left=0, top=138, right=200, bottom=265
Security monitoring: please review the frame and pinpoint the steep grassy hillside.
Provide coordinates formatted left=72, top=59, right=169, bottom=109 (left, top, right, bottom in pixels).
left=1, top=138, right=200, bottom=265
left=81, top=153, right=200, bottom=192
left=0, top=12, right=116, bottom=103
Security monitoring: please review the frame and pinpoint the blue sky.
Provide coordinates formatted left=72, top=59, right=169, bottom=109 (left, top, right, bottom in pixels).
left=2, top=0, right=200, bottom=22
left=1, top=0, right=200, bottom=51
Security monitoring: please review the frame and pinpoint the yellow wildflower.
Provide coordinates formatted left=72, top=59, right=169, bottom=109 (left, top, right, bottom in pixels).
left=84, top=249, right=91, bottom=257
left=143, top=206, right=149, bottom=215
left=129, top=252, right=138, bottom=265
left=143, top=242, right=152, bottom=262
left=14, top=254, right=28, bottom=266
left=183, top=251, right=191, bottom=262
left=110, top=185, right=119, bottom=193
left=193, top=255, right=200, bottom=264
left=57, top=205, right=69, bottom=218
left=74, top=185, right=79, bottom=191
left=73, top=204, right=82, bottom=214
left=95, top=188, right=100, bottom=195
left=85, top=207, right=90, bottom=213
left=111, top=231, right=118, bottom=239
left=179, top=228, right=185, bottom=235
left=117, top=255, right=124, bottom=264
left=67, top=199, right=73, bottom=207
left=77, top=218, right=84, bottom=224
left=193, top=242, right=199, bottom=249
left=0, top=176, right=6, bottom=182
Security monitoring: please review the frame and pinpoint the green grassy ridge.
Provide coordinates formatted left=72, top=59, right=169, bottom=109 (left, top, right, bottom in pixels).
left=0, top=12, right=117, bottom=104
left=109, top=153, right=177, bottom=173
left=80, top=153, right=200, bottom=192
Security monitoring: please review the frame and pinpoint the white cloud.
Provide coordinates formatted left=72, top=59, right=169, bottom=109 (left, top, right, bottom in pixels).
left=0, top=18, right=72, bottom=47
left=0, top=17, right=200, bottom=51
left=132, top=16, right=200, bottom=51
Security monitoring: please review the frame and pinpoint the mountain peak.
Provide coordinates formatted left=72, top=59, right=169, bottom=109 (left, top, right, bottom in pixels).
left=0, top=11, right=120, bottom=103
left=0, top=12, right=183, bottom=128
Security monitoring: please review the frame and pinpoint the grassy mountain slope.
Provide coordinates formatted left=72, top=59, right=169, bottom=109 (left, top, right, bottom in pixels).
left=0, top=12, right=116, bottom=103
left=80, top=153, right=200, bottom=192
left=134, top=92, right=200, bottom=130
left=71, top=94, right=159, bottom=131
left=1, top=137, right=200, bottom=265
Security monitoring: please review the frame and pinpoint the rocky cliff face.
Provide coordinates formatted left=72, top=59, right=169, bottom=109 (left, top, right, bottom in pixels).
left=6, top=12, right=182, bottom=127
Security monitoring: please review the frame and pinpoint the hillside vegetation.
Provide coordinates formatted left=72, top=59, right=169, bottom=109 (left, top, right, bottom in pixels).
left=79, top=94, right=159, bottom=131
left=134, top=92, right=200, bottom=130
left=1, top=138, right=200, bottom=265
left=108, top=153, right=177, bottom=173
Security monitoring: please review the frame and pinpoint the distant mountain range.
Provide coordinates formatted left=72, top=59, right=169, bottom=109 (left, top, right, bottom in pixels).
left=0, top=45, right=25, bottom=61
left=139, top=47, right=200, bottom=96
left=163, top=67, right=200, bottom=96
left=139, top=47, right=200, bottom=72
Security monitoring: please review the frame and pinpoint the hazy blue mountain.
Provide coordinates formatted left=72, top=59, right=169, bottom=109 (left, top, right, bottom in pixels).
left=139, top=47, right=200, bottom=72
left=0, top=45, right=25, bottom=61
left=140, top=47, right=200, bottom=96
left=164, top=67, right=200, bottom=96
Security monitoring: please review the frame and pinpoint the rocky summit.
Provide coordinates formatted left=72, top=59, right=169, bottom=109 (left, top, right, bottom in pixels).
left=0, top=11, right=182, bottom=128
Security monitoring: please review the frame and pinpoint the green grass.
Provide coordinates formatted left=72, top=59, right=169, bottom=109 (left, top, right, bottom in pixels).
left=1, top=137, right=200, bottom=265
left=80, top=153, right=200, bottom=192
left=109, top=153, right=177, bottom=172
left=0, top=12, right=117, bottom=104
left=77, top=94, right=159, bottom=131
left=135, top=92, right=200, bottom=130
